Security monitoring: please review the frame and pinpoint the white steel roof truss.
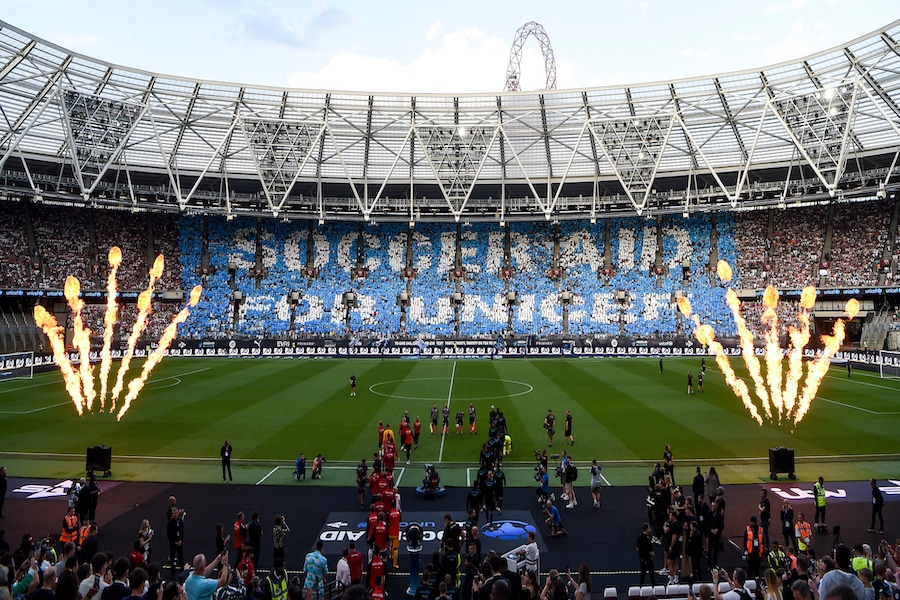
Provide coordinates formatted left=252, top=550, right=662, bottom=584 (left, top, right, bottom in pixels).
left=494, top=123, right=547, bottom=215
left=369, top=124, right=416, bottom=213
left=239, top=115, right=324, bottom=214
left=588, top=114, right=676, bottom=213
left=148, top=111, right=241, bottom=210
left=545, top=117, right=590, bottom=219
left=769, top=77, right=860, bottom=194
left=674, top=113, right=739, bottom=206
left=416, top=124, right=499, bottom=220
left=58, top=87, right=146, bottom=196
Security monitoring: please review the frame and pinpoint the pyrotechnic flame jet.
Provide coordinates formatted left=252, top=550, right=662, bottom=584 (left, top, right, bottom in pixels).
left=64, top=276, right=96, bottom=410
left=794, top=298, right=859, bottom=424
left=117, top=286, right=203, bottom=421
left=98, top=247, right=122, bottom=409
left=33, top=305, right=85, bottom=414
left=110, top=255, right=164, bottom=411
left=677, top=295, right=763, bottom=424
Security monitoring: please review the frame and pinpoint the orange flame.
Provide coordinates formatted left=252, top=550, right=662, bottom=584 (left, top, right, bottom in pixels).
left=725, top=289, right=770, bottom=418
left=716, top=260, right=733, bottom=283
left=98, top=246, right=122, bottom=409
left=693, top=320, right=763, bottom=425
left=64, top=276, right=96, bottom=410
left=800, top=286, right=816, bottom=310
left=795, top=318, right=847, bottom=424
left=110, top=289, right=154, bottom=409
left=116, top=289, right=201, bottom=421
left=845, top=298, right=859, bottom=320
left=760, top=286, right=783, bottom=420
left=40, top=248, right=202, bottom=420
left=34, top=305, right=85, bottom=414
left=676, top=296, right=692, bottom=317
left=688, top=261, right=857, bottom=427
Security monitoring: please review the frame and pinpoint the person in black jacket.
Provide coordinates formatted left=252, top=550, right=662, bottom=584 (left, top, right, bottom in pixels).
left=636, top=522, right=655, bottom=585
left=868, top=478, right=884, bottom=534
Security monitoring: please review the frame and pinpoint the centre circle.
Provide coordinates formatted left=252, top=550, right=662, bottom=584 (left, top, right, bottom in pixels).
left=367, top=377, right=533, bottom=402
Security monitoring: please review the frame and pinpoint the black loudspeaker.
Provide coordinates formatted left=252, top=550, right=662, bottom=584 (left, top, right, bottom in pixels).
left=86, top=445, right=112, bottom=477
left=768, top=447, right=795, bottom=480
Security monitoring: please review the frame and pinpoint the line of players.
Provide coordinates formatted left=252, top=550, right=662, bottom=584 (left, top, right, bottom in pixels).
left=464, top=407, right=510, bottom=528
left=353, top=417, right=410, bottom=598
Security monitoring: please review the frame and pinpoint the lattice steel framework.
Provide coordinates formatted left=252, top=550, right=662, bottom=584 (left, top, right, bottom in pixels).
left=0, top=19, right=900, bottom=223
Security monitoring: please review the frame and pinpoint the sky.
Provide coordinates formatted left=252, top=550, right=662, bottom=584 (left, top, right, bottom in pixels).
left=3, top=0, right=898, bottom=94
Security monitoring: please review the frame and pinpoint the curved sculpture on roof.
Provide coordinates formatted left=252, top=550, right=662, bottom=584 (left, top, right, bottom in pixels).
left=505, top=21, right=557, bottom=92
left=0, top=19, right=898, bottom=223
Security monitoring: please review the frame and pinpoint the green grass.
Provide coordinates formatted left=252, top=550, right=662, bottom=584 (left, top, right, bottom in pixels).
left=1, top=356, right=898, bottom=486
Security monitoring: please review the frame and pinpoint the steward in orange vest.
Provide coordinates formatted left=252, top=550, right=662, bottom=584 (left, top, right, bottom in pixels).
left=60, top=507, right=79, bottom=544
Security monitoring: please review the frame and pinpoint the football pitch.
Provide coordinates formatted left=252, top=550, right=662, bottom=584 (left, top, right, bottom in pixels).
left=1, top=356, right=898, bottom=487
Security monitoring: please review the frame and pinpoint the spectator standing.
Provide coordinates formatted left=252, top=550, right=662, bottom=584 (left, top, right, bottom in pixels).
left=758, top=489, right=772, bottom=549
left=636, top=522, right=656, bottom=586
left=272, top=515, right=289, bottom=564
left=705, top=468, right=720, bottom=504
left=303, top=541, right=328, bottom=600
left=85, top=473, right=101, bottom=522
left=232, top=513, right=246, bottom=569
left=184, top=553, right=229, bottom=600
left=813, top=477, right=827, bottom=533
left=247, top=512, right=263, bottom=570
left=663, top=445, right=675, bottom=485
left=220, top=441, right=233, bottom=484
left=868, top=478, right=884, bottom=534
left=780, top=500, right=796, bottom=551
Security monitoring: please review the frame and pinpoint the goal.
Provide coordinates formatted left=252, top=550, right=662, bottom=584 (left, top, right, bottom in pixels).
left=878, top=350, right=900, bottom=379
left=0, top=350, right=34, bottom=382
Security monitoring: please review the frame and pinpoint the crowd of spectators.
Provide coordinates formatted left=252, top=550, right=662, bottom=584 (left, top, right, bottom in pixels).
left=32, top=205, right=94, bottom=288
left=826, top=200, right=892, bottom=288
left=0, top=199, right=895, bottom=341
left=734, top=202, right=891, bottom=290
left=70, top=302, right=182, bottom=341
left=0, top=202, right=39, bottom=289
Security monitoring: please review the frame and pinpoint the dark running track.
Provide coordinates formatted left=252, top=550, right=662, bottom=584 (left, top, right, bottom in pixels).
left=3, top=477, right=896, bottom=597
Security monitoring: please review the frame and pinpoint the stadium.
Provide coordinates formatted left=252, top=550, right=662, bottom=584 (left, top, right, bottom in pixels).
left=0, top=14, right=898, bottom=600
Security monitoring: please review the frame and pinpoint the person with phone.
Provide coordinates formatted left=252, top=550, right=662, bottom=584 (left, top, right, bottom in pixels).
left=184, top=552, right=229, bottom=600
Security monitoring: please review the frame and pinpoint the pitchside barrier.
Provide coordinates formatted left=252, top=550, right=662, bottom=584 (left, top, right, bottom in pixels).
left=0, top=350, right=34, bottom=381
left=29, top=339, right=879, bottom=365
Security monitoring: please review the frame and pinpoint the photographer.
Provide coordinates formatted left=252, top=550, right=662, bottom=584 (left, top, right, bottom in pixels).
left=311, top=455, right=325, bottom=479
left=534, top=466, right=551, bottom=504
left=543, top=500, right=566, bottom=537
left=543, top=411, right=555, bottom=447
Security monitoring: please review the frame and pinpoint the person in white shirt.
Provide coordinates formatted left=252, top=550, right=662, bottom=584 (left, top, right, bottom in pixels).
left=336, top=548, right=351, bottom=591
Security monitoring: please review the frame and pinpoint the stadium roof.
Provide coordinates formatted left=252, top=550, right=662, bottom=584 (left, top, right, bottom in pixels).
left=1, top=18, right=899, bottom=223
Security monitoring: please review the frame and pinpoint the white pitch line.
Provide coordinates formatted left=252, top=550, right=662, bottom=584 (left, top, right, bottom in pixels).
left=0, top=367, right=212, bottom=414
left=3, top=401, right=73, bottom=415
left=437, top=361, right=457, bottom=463
left=394, top=467, right=405, bottom=487
left=817, top=396, right=900, bottom=415
left=257, top=466, right=281, bottom=485
left=600, top=472, right=611, bottom=486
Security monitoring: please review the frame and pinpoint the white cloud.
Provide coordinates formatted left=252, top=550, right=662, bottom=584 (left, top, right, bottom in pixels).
left=288, top=27, right=516, bottom=94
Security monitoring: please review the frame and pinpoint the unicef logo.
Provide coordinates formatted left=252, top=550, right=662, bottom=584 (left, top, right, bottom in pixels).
left=481, top=520, right=536, bottom=542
